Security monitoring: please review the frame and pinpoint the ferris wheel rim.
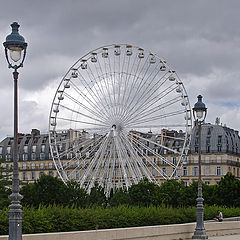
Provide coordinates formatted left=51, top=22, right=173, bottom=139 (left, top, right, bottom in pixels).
left=48, top=43, right=192, bottom=194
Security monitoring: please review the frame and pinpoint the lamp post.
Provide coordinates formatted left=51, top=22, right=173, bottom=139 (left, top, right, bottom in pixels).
left=192, top=95, right=208, bottom=239
left=3, top=22, right=27, bottom=240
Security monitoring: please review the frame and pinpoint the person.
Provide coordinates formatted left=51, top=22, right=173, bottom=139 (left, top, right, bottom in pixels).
left=214, top=210, right=223, bottom=222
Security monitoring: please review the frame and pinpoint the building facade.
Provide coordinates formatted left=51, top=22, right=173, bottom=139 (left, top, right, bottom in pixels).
left=0, top=123, right=240, bottom=186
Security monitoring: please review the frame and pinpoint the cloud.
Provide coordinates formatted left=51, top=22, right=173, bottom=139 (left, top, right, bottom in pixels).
left=0, top=0, right=240, bottom=140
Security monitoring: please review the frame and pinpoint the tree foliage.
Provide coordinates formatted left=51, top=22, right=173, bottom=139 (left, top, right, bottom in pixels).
left=0, top=158, right=11, bottom=209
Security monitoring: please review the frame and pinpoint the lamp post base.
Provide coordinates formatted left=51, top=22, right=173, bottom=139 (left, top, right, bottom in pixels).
left=192, top=229, right=208, bottom=239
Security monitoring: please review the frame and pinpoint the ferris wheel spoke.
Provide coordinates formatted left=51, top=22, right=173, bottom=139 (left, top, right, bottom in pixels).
left=117, top=133, right=139, bottom=184
left=122, top=76, right=174, bottom=123
left=129, top=131, right=181, bottom=156
left=126, top=109, right=186, bottom=128
left=58, top=103, right=108, bottom=125
left=70, top=80, right=112, bottom=122
left=87, top=134, right=112, bottom=190
left=125, top=124, right=188, bottom=129
left=119, top=57, right=149, bottom=118
left=57, top=116, right=108, bottom=128
left=80, top=134, right=109, bottom=188
left=123, top=82, right=178, bottom=123
left=96, top=56, right=116, bottom=113
left=75, top=71, right=113, bottom=121
left=113, top=133, right=130, bottom=188
left=120, top=131, right=155, bottom=180
left=119, top=132, right=150, bottom=182
left=129, top=137, right=169, bottom=180
left=63, top=92, right=108, bottom=124
left=125, top=94, right=182, bottom=125
left=87, top=64, right=116, bottom=119
left=120, top=58, right=162, bottom=119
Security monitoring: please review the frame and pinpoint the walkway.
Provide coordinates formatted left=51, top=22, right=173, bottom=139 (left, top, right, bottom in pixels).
left=209, top=234, right=240, bottom=240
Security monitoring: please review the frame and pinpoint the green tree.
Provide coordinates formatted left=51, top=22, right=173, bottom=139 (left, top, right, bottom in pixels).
left=109, top=188, right=130, bottom=206
left=89, top=184, right=106, bottom=206
left=214, top=172, right=240, bottom=207
left=159, top=179, right=185, bottom=207
left=0, top=158, right=11, bottom=209
left=128, top=178, right=160, bottom=206
left=20, top=174, right=68, bottom=207
left=65, top=180, right=89, bottom=207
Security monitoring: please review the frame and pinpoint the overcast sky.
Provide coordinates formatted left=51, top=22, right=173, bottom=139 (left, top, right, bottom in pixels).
left=0, top=0, right=240, bottom=141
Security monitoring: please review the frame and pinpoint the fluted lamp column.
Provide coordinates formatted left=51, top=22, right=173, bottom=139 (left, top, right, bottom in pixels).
left=192, top=95, right=208, bottom=239
left=3, top=22, right=27, bottom=240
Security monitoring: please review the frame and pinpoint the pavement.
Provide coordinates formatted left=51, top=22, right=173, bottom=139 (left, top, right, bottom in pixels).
left=208, top=234, right=240, bottom=240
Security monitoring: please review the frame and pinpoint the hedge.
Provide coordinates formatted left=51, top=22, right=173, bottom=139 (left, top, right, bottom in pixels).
left=1, top=205, right=240, bottom=235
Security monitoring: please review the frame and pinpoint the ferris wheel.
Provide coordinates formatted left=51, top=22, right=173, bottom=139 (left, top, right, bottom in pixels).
left=49, top=44, right=192, bottom=195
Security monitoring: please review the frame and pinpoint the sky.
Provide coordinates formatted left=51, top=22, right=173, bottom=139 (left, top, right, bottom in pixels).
left=0, top=0, right=240, bottom=141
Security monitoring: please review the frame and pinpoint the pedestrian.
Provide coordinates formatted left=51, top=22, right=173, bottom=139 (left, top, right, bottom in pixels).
left=214, top=210, right=223, bottom=222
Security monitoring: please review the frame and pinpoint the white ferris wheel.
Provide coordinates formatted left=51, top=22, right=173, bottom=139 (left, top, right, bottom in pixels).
left=49, top=44, right=192, bottom=195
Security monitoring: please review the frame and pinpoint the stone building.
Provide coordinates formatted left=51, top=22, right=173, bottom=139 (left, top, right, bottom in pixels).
left=0, top=123, right=240, bottom=186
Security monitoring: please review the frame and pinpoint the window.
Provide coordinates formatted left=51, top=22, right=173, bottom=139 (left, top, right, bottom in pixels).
left=207, top=128, right=211, bottom=135
left=183, top=167, right=188, bottom=176
left=40, top=153, right=45, bottom=160
left=162, top=167, right=167, bottom=176
left=153, top=158, right=157, bottom=164
left=31, top=172, right=36, bottom=180
left=31, top=163, right=35, bottom=169
left=216, top=166, right=222, bottom=176
left=0, top=147, right=3, bottom=154
left=31, top=153, right=36, bottom=160
left=22, top=172, right=28, bottom=181
left=75, top=171, right=80, bottom=179
left=218, top=136, right=222, bottom=144
left=195, top=146, right=198, bottom=153
left=217, top=156, right=221, bottom=163
left=40, top=163, right=44, bottom=169
left=22, top=163, right=27, bottom=170
left=7, top=147, right=11, bottom=154
left=193, top=167, right=198, bottom=176
left=151, top=168, right=157, bottom=176
left=205, top=157, right=210, bottom=163
left=205, top=166, right=210, bottom=176
left=142, top=158, right=146, bottom=165
left=183, top=181, right=189, bottom=187
left=48, top=162, right=53, bottom=169
left=23, top=153, right=28, bottom=161
left=205, top=181, right=210, bottom=185
left=194, top=157, right=198, bottom=164
left=172, top=168, right=177, bottom=177
left=23, top=146, right=28, bottom=153
left=6, top=154, right=11, bottom=161
left=32, top=145, right=36, bottom=153
left=48, top=171, right=54, bottom=177
left=41, top=145, right=45, bottom=153
left=66, top=171, right=71, bottom=179
left=172, top=157, right=177, bottom=165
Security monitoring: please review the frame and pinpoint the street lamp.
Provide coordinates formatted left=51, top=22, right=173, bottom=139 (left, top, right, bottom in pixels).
left=192, top=95, right=208, bottom=239
left=3, top=22, right=27, bottom=240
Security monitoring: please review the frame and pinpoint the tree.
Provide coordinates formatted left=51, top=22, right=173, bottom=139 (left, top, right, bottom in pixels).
left=65, top=180, right=89, bottom=207
left=20, top=174, right=68, bottom=207
left=0, top=158, right=11, bottom=209
left=213, top=172, right=240, bottom=207
left=128, top=178, right=160, bottom=206
left=89, top=184, right=106, bottom=206
left=159, top=180, right=185, bottom=207
left=109, top=188, right=130, bottom=206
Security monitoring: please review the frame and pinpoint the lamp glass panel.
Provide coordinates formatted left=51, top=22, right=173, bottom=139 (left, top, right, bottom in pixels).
left=9, top=47, right=22, bottom=62
left=196, top=110, right=204, bottom=119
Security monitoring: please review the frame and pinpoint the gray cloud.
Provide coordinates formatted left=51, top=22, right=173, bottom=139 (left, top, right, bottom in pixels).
left=1, top=0, right=240, bottom=140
